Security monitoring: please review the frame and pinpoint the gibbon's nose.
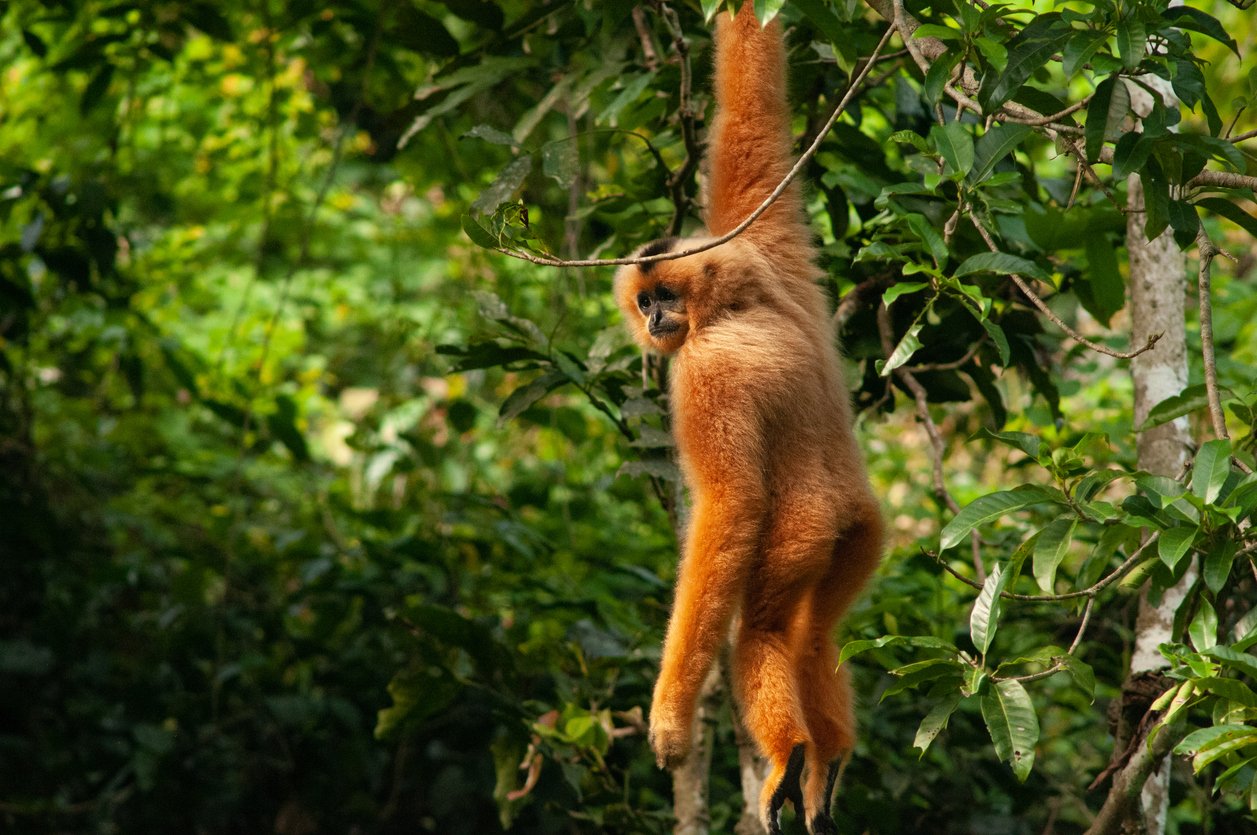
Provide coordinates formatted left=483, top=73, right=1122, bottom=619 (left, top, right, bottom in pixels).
left=649, top=310, right=663, bottom=329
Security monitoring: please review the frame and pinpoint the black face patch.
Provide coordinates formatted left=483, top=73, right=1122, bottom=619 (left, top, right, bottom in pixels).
left=638, top=237, right=679, bottom=274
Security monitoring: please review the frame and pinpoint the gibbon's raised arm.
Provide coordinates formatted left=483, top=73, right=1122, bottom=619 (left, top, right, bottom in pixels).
left=705, top=7, right=804, bottom=242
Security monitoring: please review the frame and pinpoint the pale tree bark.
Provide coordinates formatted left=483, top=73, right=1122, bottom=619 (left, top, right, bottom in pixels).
left=671, top=664, right=723, bottom=835
left=1080, top=142, right=1197, bottom=833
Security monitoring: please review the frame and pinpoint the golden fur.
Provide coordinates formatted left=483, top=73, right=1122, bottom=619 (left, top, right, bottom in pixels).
left=614, top=6, right=883, bottom=833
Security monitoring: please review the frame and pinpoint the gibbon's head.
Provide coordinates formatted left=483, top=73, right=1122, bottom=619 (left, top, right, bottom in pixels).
left=615, top=236, right=753, bottom=355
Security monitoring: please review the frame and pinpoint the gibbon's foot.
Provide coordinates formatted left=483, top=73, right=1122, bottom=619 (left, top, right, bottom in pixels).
left=767, top=743, right=806, bottom=835
left=806, top=757, right=844, bottom=835
left=647, top=714, right=692, bottom=769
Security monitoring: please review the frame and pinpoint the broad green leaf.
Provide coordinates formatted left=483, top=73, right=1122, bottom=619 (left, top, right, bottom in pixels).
left=1189, top=599, right=1218, bottom=651
left=1203, top=646, right=1257, bottom=681
left=883, top=282, right=930, bottom=306
left=1085, top=76, right=1129, bottom=162
left=499, top=370, right=567, bottom=422
left=1194, top=676, right=1257, bottom=708
left=924, top=52, right=962, bottom=105
left=1162, top=6, right=1239, bottom=56
left=931, top=122, right=974, bottom=179
left=1197, top=198, right=1257, bottom=239
left=1167, top=200, right=1199, bottom=250
left=1115, top=19, right=1146, bottom=70
left=890, top=130, right=931, bottom=153
left=981, top=430, right=1042, bottom=461
left=878, top=321, right=923, bottom=377
left=1139, top=385, right=1210, bottom=430
left=981, top=679, right=1040, bottom=782
left=1033, top=517, right=1077, bottom=592
left=701, top=0, right=724, bottom=22
left=969, top=124, right=1032, bottom=184
left=954, top=251, right=1050, bottom=282
left=462, top=214, right=500, bottom=249
left=906, top=214, right=949, bottom=266
left=978, top=16, right=1070, bottom=111
left=1176, top=724, right=1255, bottom=757
left=1062, top=29, right=1109, bottom=78
left=1158, top=525, right=1197, bottom=569
left=753, top=0, right=785, bottom=25
left=1080, top=232, right=1124, bottom=325
left=839, top=635, right=958, bottom=665
left=1061, top=655, right=1096, bottom=701
left=1111, top=132, right=1155, bottom=180
left=471, top=155, right=533, bottom=214
left=792, top=0, right=845, bottom=46
left=941, top=485, right=1058, bottom=550
left=1203, top=539, right=1238, bottom=595
left=1191, top=439, right=1232, bottom=504
left=970, top=563, right=1010, bottom=655
left=914, top=693, right=964, bottom=754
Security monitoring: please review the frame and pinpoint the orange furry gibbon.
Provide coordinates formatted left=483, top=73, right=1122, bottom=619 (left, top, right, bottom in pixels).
left=614, top=5, right=883, bottom=833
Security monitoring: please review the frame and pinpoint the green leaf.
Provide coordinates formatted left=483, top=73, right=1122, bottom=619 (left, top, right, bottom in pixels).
left=932, top=122, right=975, bottom=178
left=1139, top=385, right=1209, bottom=430
left=941, top=486, right=1058, bottom=551
left=978, top=16, right=1070, bottom=112
left=1158, top=525, right=1198, bottom=569
left=462, top=214, right=499, bottom=249
left=1061, top=655, right=1096, bottom=701
left=499, top=370, right=567, bottom=423
left=1032, top=517, right=1077, bottom=593
left=753, top=0, right=785, bottom=24
left=969, top=124, right=1032, bottom=184
left=878, top=321, right=924, bottom=377
left=1111, top=132, right=1155, bottom=180
left=838, top=635, right=958, bottom=665
left=701, top=0, right=724, bottom=22
left=906, top=214, right=949, bottom=266
left=792, top=0, right=845, bottom=45
left=954, top=251, right=1050, bottom=282
left=1167, top=200, right=1199, bottom=250
left=1162, top=6, right=1239, bottom=56
left=1189, top=599, right=1218, bottom=652
left=1085, top=76, right=1129, bottom=162
left=914, top=693, right=964, bottom=754
left=471, top=155, right=533, bottom=215
left=1080, top=232, right=1124, bottom=325
left=1197, top=198, right=1257, bottom=239
left=981, top=679, right=1040, bottom=782
left=924, top=52, right=962, bottom=105
left=1203, top=646, right=1257, bottom=681
left=883, top=282, right=930, bottom=307
left=1115, top=19, right=1146, bottom=71
left=1062, top=29, right=1110, bottom=78
left=1203, top=539, right=1238, bottom=595
left=982, top=430, right=1042, bottom=462
left=971, top=563, right=1011, bottom=655
left=1192, top=439, right=1232, bottom=504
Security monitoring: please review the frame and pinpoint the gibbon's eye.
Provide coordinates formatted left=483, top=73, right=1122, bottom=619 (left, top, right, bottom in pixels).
left=636, top=291, right=652, bottom=312
left=656, top=286, right=676, bottom=302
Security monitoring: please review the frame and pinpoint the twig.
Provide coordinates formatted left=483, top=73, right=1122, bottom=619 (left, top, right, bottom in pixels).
left=632, top=5, right=661, bottom=71
left=878, top=303, right=986, bottom=580
left=905, top=341, right=982, bottom=373
left=1230, top=126, right=1256, bottom=143
left=488, top=25, right=897, bottom=268
left=659, top=4, right=701, bottom=236
left=1194, top=228, right=1253, bottom=474
left=993, top=595, right=1095, bottom=684
left=928, top=531, right=1161, bottom=603
left=969, top=214, right=1161, bottom=360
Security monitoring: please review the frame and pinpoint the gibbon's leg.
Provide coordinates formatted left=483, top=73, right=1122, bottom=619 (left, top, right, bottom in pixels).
left=650, top=486, right=765, bottom=768
left=735, top=498, right=837, bottom=832
left=795, top=507, right=884, bottom=832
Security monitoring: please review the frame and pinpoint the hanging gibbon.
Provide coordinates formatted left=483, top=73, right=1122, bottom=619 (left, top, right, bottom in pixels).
left=614, top=5, right=883, bottom=833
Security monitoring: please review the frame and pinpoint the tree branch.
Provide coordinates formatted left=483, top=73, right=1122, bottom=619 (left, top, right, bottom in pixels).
left=487, top=26, right=897, bottom=268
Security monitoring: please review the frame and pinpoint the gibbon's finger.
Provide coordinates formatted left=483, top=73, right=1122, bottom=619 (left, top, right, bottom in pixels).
left=766, top=743, right=805, bottom=835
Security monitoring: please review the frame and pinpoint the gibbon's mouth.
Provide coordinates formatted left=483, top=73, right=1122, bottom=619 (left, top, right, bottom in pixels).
left=649, top=321, right=682, bottom=338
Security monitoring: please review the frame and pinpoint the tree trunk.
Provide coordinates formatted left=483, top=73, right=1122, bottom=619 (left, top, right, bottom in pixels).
left=1096, top=172, right=1193, bottom=835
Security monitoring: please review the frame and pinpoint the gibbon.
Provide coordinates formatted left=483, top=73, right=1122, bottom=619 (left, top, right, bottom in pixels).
left=614, top=5, right=883, bottom=834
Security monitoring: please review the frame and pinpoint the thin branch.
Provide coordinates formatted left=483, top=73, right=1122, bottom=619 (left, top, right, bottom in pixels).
left=632, top=5, right=661, bottom=71
left=928, top=531, right=1161, bottom=603
left=1230, top=126, right=1256, bottom=143
left=994, top=596, right=1095, bottom=684
left=878, top=303, right=986, bottom=580
left=489, top=25, right=897, bottom=268
left=1013, top=98, right=1089, bottom=126
left=905, top=341, right=982, bottom=373
left=969, top=214, right=1161, bottom=360
left=1195, top=228, right=1253, bottom=474
left=659, top=3, right=701, bottom=236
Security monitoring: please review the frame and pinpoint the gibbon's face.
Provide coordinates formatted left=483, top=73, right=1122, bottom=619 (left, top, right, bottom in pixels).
left=614, top=237, right=696, bottom=355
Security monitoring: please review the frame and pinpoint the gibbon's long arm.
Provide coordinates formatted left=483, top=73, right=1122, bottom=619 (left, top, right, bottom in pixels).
left=705, top=6, right=805, bottom=243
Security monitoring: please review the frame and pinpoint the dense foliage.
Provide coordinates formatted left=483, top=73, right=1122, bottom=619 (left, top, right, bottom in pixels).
left=1, top=0, right=1254, bottom=833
